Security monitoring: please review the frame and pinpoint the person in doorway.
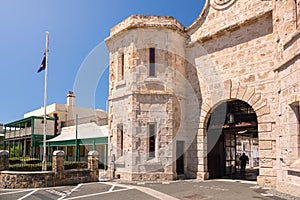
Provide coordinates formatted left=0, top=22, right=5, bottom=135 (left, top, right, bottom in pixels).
left=239, top=153, right=249, bottom=174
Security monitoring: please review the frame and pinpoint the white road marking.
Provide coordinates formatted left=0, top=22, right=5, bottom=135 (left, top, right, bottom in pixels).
left=63, top=188, right=131, bottom=200
left=69, top=184, right=82, bottom=194
left=0, top=190, right=34, bottom=196
left=134, top=186, right=180, bottom=200
left=57, top=183, right=82, bottom=200
left=17, top=189, right=38, bottom=200
left=208, top=179, right=257, bottom=185
left=261, top=193, right=274, bottom=197
left=101, top=182, right=179, bottom=200
left=46, top=189, right=66, bottom=197
left=108, top=184, right=116, bottom=192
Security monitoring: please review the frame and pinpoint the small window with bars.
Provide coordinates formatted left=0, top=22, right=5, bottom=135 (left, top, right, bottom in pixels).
left=295, top=0, right=300, bottom=28
left=117, top=124, right=124, bottom=156
left=149, top=48, right=155, bottom=77
left=148, top=123, right=156, bottom=159
left=118, top=53, right=124, bottom=81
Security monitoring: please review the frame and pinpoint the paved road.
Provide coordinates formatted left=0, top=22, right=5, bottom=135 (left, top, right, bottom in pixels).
left=0, top=180, right=294, bottom=200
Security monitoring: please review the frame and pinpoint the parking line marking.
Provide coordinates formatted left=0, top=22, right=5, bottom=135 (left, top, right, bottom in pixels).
left=63, top=188, right=131, bottom=200
left=0, top=190, right=34, bottom=196
left=69, top=184, right=82, bottom=194
left=17, top=189, right=38, bottom=200
left=57, top=183, right=83, bottom=200
left=108, top=184, right=116, bottom=192
left=134, top=186, right=179, bottom=200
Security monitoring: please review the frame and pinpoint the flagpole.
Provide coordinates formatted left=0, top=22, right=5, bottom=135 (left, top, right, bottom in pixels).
left=42, top=31, right=49, bottom=171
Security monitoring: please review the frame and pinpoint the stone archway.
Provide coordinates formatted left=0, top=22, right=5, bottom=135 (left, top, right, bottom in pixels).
left=205, top=99, right=259, bottom=179
left=195, top=84, right=273, bottom=182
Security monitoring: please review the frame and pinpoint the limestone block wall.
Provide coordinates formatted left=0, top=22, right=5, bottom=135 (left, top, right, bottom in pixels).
left=185, top=2, right=277, bottom=184
left=272, top=0, right=300, bottom=196
left=0, top=150, right=99, bottom=189
left=105, top=2, right=300, bottom=196
left=106, top=16, right=195, bottom=180
left=188, top=0, right=273, bottom=42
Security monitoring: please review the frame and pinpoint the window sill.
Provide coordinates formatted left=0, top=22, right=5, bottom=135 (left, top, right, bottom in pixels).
left=145, top=77, right=161, bottom=83
left=116, top=80, right=126, bottom=89
left=283, top=29, right=300, bottom=49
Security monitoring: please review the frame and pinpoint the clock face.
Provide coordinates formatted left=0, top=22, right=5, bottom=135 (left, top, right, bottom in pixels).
left=211, top=0, right=237, bottom=10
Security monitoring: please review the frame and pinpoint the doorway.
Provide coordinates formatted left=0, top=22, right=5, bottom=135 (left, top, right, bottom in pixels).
left=206, top=100, right=258, bottom=180
left=176, top=141, right=184, bottom=175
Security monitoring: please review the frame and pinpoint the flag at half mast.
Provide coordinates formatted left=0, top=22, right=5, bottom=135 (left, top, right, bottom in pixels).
left=37, top=53, right=46, bottom=73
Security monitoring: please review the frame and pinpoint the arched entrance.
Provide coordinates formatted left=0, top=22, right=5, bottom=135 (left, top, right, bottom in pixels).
left=206, top=99, right=258, bottom=180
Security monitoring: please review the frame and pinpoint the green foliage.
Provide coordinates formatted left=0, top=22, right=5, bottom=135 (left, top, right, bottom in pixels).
left=9, top=163, right=52, bottom=171
left=9, top=157, right=21, bottom=164
left=64, top=161, right=87, bottom=170
left=8, top=160, right=88, bottom=171
left=9, top=144, right=22, bottom=157
left=25, top=158, right=41, bottom=164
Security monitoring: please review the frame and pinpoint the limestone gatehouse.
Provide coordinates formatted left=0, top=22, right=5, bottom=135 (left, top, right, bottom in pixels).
left=105, top=0, right=300, bottom=196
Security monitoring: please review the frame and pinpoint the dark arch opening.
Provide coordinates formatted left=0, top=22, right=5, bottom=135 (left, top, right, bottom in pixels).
left=206, top=99, right=258, bottom=180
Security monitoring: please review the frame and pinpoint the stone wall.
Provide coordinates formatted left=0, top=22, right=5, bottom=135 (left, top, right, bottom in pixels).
left=0, top=150, right=99, bottom=189
left=186, top=2, right=277, bottom=185
left=106, top=0, right=300, bottom=197
left=188, top=0, right=273, bottom=42
left=273, top=0, right=300, bottom=196
left=106, top=16, right=192, bottom=180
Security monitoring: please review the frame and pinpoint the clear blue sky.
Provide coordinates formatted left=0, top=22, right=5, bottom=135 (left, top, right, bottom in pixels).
left=0, top=0, right=205, bottom=124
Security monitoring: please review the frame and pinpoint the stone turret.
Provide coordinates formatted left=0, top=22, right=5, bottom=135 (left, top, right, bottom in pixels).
left=106, top=15, right=189, bottom=181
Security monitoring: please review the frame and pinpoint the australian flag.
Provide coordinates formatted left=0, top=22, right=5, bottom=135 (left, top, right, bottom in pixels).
left=37, top=54, right=46, bottom=73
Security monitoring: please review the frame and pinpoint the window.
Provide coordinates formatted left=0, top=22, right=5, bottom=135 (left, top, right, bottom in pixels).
left=149, top=48, right=155, bottom=77
left=295, top=0, right=300, bottom=28
left=118, top=53, right=124, bottom=81
left=117, top=124, right=124, bottom=156
left=148, top=123, right=156, bottom=158
left=291, top=103, right=300, bottom=156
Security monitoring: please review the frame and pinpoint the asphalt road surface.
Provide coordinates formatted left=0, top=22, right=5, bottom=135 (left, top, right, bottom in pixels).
left=0, top=179, right=295, bottom=200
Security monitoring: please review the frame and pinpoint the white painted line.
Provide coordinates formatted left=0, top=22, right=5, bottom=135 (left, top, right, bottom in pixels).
left=108, top=184, right=116, bottom=192
left=63, top=188, right=131, bottom=200
left=208, top=179, right=257, bottom=185
left=261, top=193, right=274, bottom=197
left=134, top=186, right=179, bottom=200
left=0, top=190, right=34, bottom=196
left=57, top=183, right=82, bottom=200
left=17, top=189, right=38, bottom=200
left=69, top=184, right=82, bottom=194
left=99, top=182, right=133, bottom=189
left=46, top=189, right=66, bottom=197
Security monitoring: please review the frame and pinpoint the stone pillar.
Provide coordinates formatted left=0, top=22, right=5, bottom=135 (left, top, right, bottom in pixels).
left=52, top=150, right=65, bottom=185
left=88, top=151, right=99, bottom=182
left=0, top=150, right=9, bottom=171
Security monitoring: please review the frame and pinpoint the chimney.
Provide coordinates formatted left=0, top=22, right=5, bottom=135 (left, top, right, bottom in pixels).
left=67, top=91, right=75, bottom=106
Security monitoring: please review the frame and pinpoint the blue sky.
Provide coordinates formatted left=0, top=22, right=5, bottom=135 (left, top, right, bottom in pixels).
left=0, top=0, right=205, bottom=123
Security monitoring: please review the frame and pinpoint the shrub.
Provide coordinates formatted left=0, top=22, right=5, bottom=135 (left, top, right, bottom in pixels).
left=9, top=157, right=21, bottom=164
left=8, top=160, right=88, bottom=171
left=25, top=158, right=41, bottom=164
left=64, top=161, right=87, bottom=170
left=9, top=163, right=52, bottom=171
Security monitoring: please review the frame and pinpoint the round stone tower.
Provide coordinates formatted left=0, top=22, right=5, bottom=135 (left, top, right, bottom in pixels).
left=105, top=15, right=197, bottom=181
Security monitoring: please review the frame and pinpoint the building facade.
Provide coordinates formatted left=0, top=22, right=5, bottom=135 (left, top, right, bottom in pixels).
left=106, top=0, right=300, bottom=197
left=0, top=124, right=4, bottom=150
left=4, top=92, right=108, bottom=164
